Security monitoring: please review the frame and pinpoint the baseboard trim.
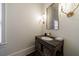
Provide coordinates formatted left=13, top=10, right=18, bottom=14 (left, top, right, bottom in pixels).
left=8, top=45, right=35, bottom=56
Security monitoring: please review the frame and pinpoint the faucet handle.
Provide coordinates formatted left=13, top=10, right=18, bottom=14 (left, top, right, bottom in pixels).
left=47, top=32, right=51, bottom=36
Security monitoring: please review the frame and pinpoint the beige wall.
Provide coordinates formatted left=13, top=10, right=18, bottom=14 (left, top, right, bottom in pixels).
left=43, top=3, right=79, bottom=56
left=0, top=3, right=43, bottom=56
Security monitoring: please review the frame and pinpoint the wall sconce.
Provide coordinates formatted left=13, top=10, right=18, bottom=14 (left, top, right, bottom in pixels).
left=42, top=14, right=46, bottom=24
left=39, top=14, right=46, bottom=24
left=61, top=3, right=79, bottom=17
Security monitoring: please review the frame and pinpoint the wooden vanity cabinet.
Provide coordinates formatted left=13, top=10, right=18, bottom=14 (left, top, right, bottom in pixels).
left=35, top=36, right=64, bottom=56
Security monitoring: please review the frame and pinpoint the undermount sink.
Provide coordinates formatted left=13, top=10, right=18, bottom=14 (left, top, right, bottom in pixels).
left=41, top=36, right=53, bottom=41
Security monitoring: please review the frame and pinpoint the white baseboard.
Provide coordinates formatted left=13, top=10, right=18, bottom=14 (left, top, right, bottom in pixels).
left=8, top=45, right=35, bottom=56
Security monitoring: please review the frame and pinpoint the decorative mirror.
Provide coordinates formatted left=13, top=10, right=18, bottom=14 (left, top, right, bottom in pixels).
left=46, top=3, right=59, bottom=30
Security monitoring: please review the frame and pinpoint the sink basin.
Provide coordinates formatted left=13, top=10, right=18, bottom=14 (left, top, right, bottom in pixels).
left=41, top=36, right=53, bottom=41
left=55, top=37, right=63, bottom=41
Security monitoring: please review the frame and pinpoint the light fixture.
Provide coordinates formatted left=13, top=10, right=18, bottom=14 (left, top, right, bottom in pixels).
left=39, top=14, right=46, bottom=24
left=61, top=3, right=79, bottom=17
left=42, top=14, right=46, bottom=24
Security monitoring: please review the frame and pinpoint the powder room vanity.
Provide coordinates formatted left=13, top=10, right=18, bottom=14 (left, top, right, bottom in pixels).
left=35, top=35, right=64, bottom=56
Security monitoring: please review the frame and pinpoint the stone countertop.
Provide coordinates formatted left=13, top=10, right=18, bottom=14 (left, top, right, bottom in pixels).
left=35, top=35, right=64, bottom=47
